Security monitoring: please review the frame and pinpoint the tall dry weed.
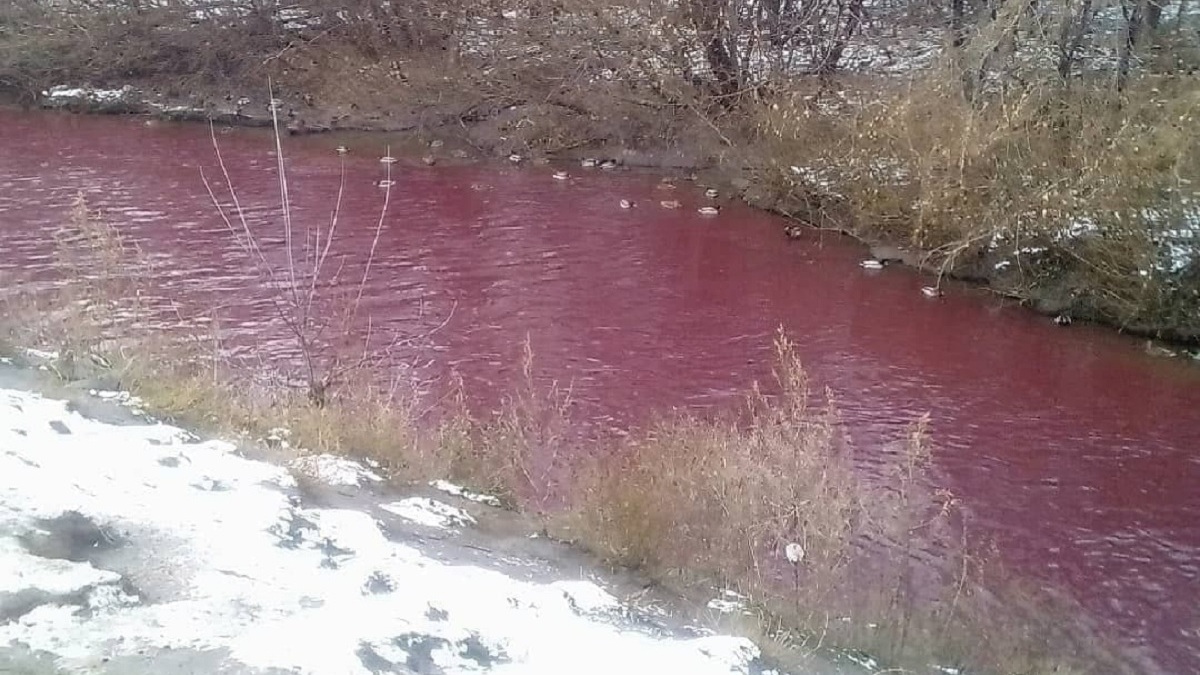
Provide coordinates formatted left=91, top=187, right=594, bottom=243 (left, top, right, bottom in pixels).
left=565, top=328, right=1097, bottom=672
left=444, top=337, right=574, bottom=509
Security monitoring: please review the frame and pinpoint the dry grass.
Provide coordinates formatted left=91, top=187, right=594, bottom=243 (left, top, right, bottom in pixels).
left=451, top=338, right=575, bottom=509
left=566, top=330, right=856, bottom=582
left=755, top=60, right=1200, bottom=335
left=561, top=329, right=1107, bottom=673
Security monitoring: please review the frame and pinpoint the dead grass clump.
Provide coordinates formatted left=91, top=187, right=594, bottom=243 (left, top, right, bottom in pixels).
left=564, top=328, right=1098, bottom=673
left=756, top=62, right=1200, bottom=336
left=444, top=338, right=574, bottom=509
left=283, top=377, right=450, bottom=482
left=570, top=330, right=855, bottom=581
left=0, top=197, right=159, bottom=383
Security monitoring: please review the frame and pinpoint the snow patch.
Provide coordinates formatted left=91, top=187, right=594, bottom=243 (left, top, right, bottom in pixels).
left=88, top=389, right=148, bottom=416
left=844, top=650, right=880, bottom=670
left=788, top=165, right=842, bottom=197
left=1056, top=217, right=1100, bottom=242
left=43, top=84, right=134, bottom=103
left=431, top=479, right=503, bottom=507
left=691, top=636, right=762, bottom=672
left=551, top=579, right=621, bottom=616
left=380, top=498, right=476, bottom=530
left=707, top=589, right=751, bottom=615
left=291, top=453, right=383, bottom=486
left=0, top=538, right=120, bottom=596
left=23, top=348, right=59, bottom=361
left=265, top=427, right=291, bottom=449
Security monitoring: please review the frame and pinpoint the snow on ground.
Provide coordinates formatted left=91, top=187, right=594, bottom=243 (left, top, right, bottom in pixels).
left=290, top=453, right=384, bottom=486
left=87, top=389, right=148, bottom=417
left=706, top=590, right=752, bottom=616
left=42, top=85, right=135, bottom=105
left=0, top=387, right=770, bottom=674
left=22, top=349, right=59, bottom=362
left=380, top=498, right=476, bottom=530
left=431, top=479, right=503, bottom=507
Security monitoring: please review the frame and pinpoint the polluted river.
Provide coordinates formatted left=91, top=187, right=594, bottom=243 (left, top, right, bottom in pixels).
left=0, top=109, right=1198, bottom=673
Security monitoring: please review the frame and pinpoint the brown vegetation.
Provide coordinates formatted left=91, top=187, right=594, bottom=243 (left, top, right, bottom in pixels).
left=564, top=331, right=1117, bottom=673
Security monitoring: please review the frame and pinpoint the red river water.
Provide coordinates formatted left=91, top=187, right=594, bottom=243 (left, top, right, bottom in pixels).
left=1, top=109, right=1198, bottom=672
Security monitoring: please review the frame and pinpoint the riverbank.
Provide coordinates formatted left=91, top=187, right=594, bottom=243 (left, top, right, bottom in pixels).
left=16, top=62, right=1200, bottom=349
left=0, top=361, right=809, bottom=675
left=6, top=0, right=1200, bottom=345
left=7, top=2, right=1200, bottom=345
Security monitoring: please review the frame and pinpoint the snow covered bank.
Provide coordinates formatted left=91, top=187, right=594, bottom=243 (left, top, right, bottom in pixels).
left=0, top=387, right=771, bottom=674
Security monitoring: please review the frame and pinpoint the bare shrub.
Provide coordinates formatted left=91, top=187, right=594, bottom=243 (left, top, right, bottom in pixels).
left=202, top=87, right=426, bottom=406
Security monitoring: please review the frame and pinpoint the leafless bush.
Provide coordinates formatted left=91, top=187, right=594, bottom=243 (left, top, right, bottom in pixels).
left=199, top=87, right=457, bottom=405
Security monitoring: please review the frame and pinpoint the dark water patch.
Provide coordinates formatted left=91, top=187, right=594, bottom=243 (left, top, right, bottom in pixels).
left=20, top=511, right=124, bottom=563
left=363, top=571, right=395, bottom=595
left=356, top=643, right=398, bottom=674
left=268, top=508, right=319, bottom=550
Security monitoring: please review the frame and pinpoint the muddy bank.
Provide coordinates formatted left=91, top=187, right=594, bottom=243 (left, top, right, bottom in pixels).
left=19, top=83, right=1200, bottom=349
